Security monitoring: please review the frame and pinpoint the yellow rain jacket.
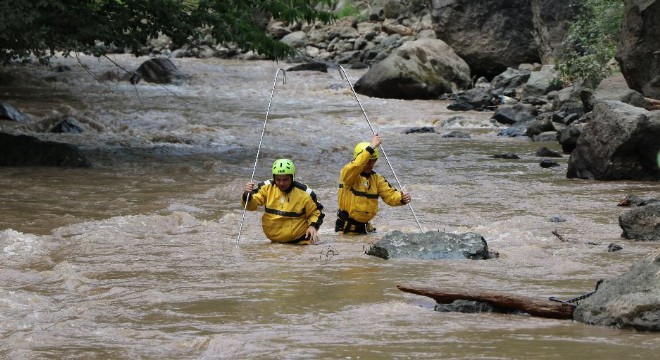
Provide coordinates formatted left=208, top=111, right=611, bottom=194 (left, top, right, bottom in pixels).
left=337, top=146, right=404, bottom=233
left=242, top=180, right=324, bottom=243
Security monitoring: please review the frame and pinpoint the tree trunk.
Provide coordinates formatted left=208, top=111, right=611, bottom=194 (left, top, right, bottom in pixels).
left=397, top=283, right=575, bottom=320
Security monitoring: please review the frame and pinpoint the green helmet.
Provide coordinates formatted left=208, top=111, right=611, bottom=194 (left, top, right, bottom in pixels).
left=272, top=159, right=296, bottom=177
left=353, top=142, right=379, bottom=160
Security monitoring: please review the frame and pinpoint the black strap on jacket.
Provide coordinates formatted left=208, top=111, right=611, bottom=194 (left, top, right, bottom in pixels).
left=335, top=210, right=368, bottom=234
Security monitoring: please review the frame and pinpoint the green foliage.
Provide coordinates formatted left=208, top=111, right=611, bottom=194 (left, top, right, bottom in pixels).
left=556, top=0, right=624, bottom=88
left=336, top=0, right=359, bottom=18
left=0, top=0, right=336, bottom=65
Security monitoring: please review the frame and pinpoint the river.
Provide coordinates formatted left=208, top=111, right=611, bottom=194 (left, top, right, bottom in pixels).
left=1, top=55, right=658, bottom=359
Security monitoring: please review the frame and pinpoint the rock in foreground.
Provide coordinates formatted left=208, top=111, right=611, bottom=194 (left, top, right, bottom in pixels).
left=366, top=230, right=492, bottom=260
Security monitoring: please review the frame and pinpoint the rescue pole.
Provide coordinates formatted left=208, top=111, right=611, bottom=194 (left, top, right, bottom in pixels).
left=236, top=68, right=286, bottom=245
left=338, top=65, right=424, bottom=233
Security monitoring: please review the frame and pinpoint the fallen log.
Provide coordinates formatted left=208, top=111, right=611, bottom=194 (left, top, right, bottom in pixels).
left=397, top=283, right=575, bottom=319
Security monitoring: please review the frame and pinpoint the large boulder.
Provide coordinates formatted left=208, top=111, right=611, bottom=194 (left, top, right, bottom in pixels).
left=431, top=0, right=540, bottom=79
left=566, top=101, right=660, bottom=180
left=366, top=230, right=492, bottom=260
left=353, top=38, right=471, bottom=99
left=616, top=0, right=660, bottom=99
left=573, top=251, right=660, bottom=331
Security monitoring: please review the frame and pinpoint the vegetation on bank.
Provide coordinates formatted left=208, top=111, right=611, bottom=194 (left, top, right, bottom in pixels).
left=0, top=0, right=335, bottom=65
left=556, top=0, right=624, bottom=88
left=1, top=0, right=625, bottom=90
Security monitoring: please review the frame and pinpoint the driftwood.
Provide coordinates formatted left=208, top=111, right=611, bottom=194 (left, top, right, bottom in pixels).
left=397, top=283, right=575, bottom=319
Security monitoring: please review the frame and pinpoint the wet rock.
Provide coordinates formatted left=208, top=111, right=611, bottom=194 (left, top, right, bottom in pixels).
left=573, top=251, right=660, bottom=331
left=492, top=153, right=520, bottom=160
left=549, top=215, right=566, bottom=222
left=540, top=159, right=560, bottom=168
left=404, top=126, right=435, bottom=134
left=498, top=119, right=534, bottom=137
left=532, top=131, right=559, bottom=142
left=435, top=300, right=515, bottom=314
left=619, top=203, right=660, bottom=241
left=607, top=243, right=624, bottom=252
left=441, top=130, right=471, bottom=139
left=366, top=230, right=492, bottom=260
left=447, top=88, right=496, bottom=111
left=536, top=147, right=562, bottom=157
left=54, top=65, right=71, bottom=72
left=134, top=58, right=186, bottom=85
left=0, top=102, right=31, bottom=122
left=0, top=133, right=91, bottom=167
left=50, top=117, right=84, bottom=133
left=493, top=103, right=539, bottom=125
left=286, top=62, right=329, bottom=72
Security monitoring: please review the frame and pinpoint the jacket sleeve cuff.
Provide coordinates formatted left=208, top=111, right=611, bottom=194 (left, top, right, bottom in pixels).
left=242, top=192, right=251, bottom=203
left=366, top=146, right=375, bottom=155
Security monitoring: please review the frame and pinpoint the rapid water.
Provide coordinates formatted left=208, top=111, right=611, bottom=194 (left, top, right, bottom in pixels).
left=1, top=55, right=658, bottom=359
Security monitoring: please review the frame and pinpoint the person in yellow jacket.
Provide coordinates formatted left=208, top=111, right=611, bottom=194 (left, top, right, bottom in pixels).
left=242, top=159, right=325, bottom=244
left=336, top=133, right=411, bottom=234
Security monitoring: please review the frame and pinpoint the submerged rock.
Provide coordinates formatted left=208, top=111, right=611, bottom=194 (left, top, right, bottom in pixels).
left=0, top=133, right=91, bottom=167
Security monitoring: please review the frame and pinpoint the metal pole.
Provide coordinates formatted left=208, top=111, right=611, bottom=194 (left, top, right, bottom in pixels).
left=337, top=66, right=424, bottom=232
left=236, top=68, right=286, bottom=245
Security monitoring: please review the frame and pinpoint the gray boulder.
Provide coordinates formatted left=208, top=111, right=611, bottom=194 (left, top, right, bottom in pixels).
left=573, top=251, right=660, bottom=331
left=566, top=101, right=660, bottom=180
left=353, top=38, right=470, bottom=99
left=493, top=103, right=539, bottom=125
left=619, top=203, right=660, bottom=241
left=490, top=67, right=532, bottom=97
left=522, top=65, right=561, bottom=97
left=366, top=230, right=491, bottom=260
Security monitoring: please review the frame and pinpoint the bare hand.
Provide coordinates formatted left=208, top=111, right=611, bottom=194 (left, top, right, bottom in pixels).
left=305, top=226, right=319, bottom=244
left=244, top=181, right=256, bottom=193
left=370, top=133, right=382, bottom=149
left=401, top=190, right=411, bottom=204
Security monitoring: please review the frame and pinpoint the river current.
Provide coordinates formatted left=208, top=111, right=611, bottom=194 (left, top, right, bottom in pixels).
left=1, top=55, right=658, bottom=359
